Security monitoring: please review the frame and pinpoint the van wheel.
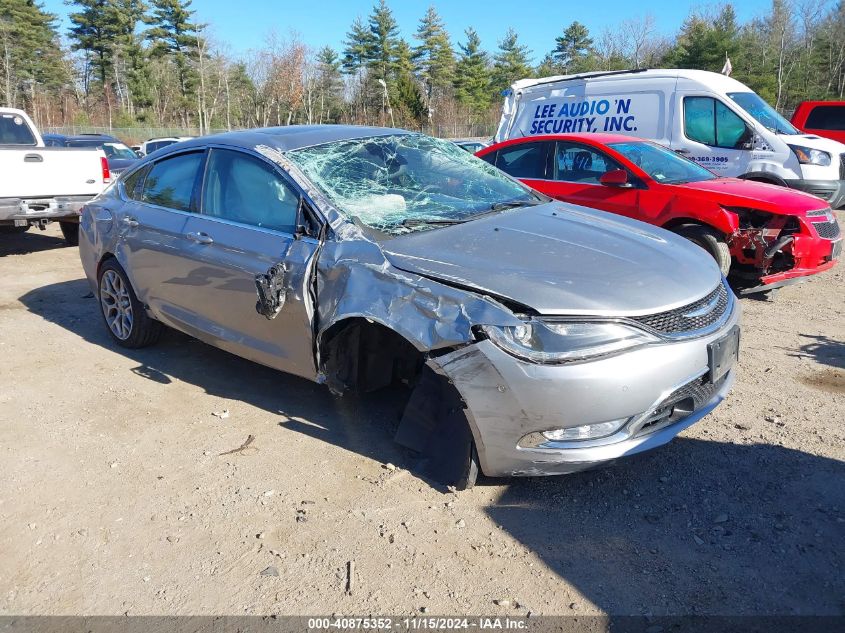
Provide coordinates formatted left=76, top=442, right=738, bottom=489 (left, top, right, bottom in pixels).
left=97, top=259, right=162, bottom=348
left=454, top=442, right=480, bottom=491
left=59, top=221, right=79, bottom=246
left=673, top=224, right=732, bottom=276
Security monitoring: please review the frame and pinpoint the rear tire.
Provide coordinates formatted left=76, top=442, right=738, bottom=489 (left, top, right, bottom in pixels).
left=673, top=224, right=732, bottom=276
left=97, top=259, right=162, bottom=348
left=59, top=221, right=79, bottom=246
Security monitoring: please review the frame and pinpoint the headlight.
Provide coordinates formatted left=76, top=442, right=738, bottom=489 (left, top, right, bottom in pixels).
left=788, top=145, right=831, bottom=166
left=480, top=320, right=658, bottom=364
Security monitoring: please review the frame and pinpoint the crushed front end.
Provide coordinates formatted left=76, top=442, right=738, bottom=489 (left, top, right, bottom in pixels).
left=727, top=207, right=841, bottom=293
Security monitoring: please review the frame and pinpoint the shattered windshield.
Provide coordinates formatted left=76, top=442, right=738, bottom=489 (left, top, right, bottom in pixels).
left=286, top=133, right=539, bottom=234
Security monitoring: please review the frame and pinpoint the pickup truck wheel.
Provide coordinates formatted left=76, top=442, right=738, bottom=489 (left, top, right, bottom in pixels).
left=59, top=221, right=79, bottom=246
left=97, top=260, right=162, bottom=348
left=672, top=224, right=732, bottom=276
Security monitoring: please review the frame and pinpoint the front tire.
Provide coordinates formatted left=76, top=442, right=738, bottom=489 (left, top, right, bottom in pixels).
left=97, top=259, right=162, bottom=348
left=672, top=224, right=732, bottom=276
left=59, top=221, right=79, bottom=246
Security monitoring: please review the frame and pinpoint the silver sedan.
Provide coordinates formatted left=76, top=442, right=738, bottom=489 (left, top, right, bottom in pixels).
left=78, top=126, right=740, bottom=489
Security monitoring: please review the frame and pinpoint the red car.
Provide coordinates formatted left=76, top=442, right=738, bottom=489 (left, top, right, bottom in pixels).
left=476, top=134, right=841, bottom=294
left=791, top=101, right=845, bottom=144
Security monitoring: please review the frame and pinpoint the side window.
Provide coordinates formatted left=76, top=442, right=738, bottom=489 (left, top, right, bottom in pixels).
left=553, top=142, right=621, bottom=184
left=495, top=142, right=548, bottom=179
left=684, top=96, right=750, bottom=149
left=122, top=165, right=149, bottom=201
left=806, top=105, right=845, bottom=131
left=479, top=151, right=497, bottom=166
left=201, top=148, right=300, bottom=234
left=141, top=152, right=203, bottom=211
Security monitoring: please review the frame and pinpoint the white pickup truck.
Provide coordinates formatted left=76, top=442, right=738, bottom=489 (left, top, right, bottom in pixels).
left=0, top=108, right=109, bottom=245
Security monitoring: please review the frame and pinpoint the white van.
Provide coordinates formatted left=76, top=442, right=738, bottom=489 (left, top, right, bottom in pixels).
left=495, top=69, right=845, bottom=208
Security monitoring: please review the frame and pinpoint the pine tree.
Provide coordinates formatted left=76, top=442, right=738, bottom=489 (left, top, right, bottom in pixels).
left=491, top=28, right=532, bottom=95
left=0, top=0, right=65, bottom=108
left=341, top=16, right=371, bottom=75
left=394, top=38, right=426, bottom=126
left=146, top=0, right=200, bottom=123
left=412, top=6, right=455, bottom=101
left=315, top=46, right=344, bottom=122
left=68, top=0, right=123, bottom=88
left=453, top=28, right=491, bottom=116
left=553, top=21, right=594, bottom=73
left=535, top=53, right=560, bottom=77
left=366, top=0, right=399, bottom=83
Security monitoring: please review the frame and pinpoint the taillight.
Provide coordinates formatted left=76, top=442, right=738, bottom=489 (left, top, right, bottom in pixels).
left=101, top=156, right=111, bottom=183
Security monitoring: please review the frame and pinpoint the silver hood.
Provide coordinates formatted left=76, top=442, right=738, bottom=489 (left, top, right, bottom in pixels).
left=382, top=203, right=722, bottom=316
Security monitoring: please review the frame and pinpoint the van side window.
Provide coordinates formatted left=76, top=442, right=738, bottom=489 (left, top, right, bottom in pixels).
left=495, top=142, right=548, bottom=179
left=806, top=105, right=845, bottom=131
left=553, top=142, right=621, bottom=184
left=684, top=97, right=750, bottom=149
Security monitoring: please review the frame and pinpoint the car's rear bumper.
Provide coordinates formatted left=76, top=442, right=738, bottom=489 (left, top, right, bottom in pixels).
left=0, top=195, right=95, bottom=224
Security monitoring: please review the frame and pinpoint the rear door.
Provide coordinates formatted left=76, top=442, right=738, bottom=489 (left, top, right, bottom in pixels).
left=178, top=147, right=321, bottom=379
left=490, top=141, right=553, bottom=191
left=118, top=150, right=205, bottom=322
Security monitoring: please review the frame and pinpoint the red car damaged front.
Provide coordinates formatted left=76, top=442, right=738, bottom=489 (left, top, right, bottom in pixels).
left=678, top=178, right=841, bottom=289
left=477, top=134, right=841, bottom=294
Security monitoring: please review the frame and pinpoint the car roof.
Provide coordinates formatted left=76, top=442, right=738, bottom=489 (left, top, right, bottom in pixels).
left=483, top=133, right=644, bottom=150
left=166, top=125, right=412, bottom=154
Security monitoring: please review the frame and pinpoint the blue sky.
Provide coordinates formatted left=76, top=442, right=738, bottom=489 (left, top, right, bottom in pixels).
left=41, top=0, right=773, bottom=63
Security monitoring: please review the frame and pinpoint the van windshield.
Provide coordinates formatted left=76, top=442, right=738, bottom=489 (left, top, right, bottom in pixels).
left=728, top=92, right=799, bottom=135
left=609, top=141, right=716, bottom=184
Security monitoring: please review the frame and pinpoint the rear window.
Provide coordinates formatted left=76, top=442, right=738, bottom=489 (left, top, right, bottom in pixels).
left=805, top=105, right=845, bottom=131
left=146, top=140, right=176, bottom=153
left=0, top=113, right=36, bottom=145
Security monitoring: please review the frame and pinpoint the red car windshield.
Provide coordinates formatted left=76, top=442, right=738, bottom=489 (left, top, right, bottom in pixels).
left=608, top=142, right=717, bottom=185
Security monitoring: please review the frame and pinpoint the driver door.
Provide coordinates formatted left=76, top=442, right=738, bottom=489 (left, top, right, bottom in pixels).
left=676, top=95, right=753, bottom=177
left=177, top=147, right=322, bottom=380
left=542, top=141, right=641, bottom=218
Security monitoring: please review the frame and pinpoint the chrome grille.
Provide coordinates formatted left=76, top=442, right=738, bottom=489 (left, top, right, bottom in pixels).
left=637, top=373, right=728, bottom=436
left=811, top=218, right=841, bottom=240
left=629, top=282, right=730, bottom=336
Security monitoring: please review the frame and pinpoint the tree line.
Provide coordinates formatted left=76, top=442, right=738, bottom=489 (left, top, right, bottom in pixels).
left=2, top=0, right=845, bottom=136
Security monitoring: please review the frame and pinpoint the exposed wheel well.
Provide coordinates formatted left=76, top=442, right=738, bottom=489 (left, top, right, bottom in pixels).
left=661, top=218, right=724, bottom=236
left=738, top=173, right=789, bottom=187
left=97, top=252, right=116, bottom=277
left=318, top=318, right=426, bottom=395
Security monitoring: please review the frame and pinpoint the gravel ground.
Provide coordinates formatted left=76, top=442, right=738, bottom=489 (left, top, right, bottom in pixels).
left=0, top=224, right=843, bottom=617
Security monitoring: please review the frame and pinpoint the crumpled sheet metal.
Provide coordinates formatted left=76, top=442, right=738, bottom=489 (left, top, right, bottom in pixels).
left=314, top=237, right=523, bottom=353
left=256, top=141, right=521, bottom=355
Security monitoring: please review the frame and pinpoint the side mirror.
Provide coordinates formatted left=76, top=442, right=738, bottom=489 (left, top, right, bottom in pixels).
left=599, top=169, right=631, bottom=187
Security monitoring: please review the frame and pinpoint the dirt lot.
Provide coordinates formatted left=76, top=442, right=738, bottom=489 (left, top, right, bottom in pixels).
left=0, top=224, right=843, bottom=617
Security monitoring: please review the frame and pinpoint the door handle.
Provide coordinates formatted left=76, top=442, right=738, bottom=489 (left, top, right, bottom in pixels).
left=674, top=148, right=691, bottom=155
left=122, top=217, right=139, bottom=228
left=186, top=231, right=213, bottom=245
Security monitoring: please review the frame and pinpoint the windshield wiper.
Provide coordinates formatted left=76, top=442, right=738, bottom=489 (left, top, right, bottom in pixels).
left=399, top=218, right=466, bottom=228
left=488, top=199, right=543, bottom=211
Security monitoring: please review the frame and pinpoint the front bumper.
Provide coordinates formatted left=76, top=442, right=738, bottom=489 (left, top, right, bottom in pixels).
left=431, top=300, right=741, bottom=478
left=0, top=195, right=94, bottom=224
left=785, top=178, right=845, bottom=209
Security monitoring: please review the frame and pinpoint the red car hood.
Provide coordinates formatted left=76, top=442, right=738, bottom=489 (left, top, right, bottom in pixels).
left=678, top=178, right=829, bottom=215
